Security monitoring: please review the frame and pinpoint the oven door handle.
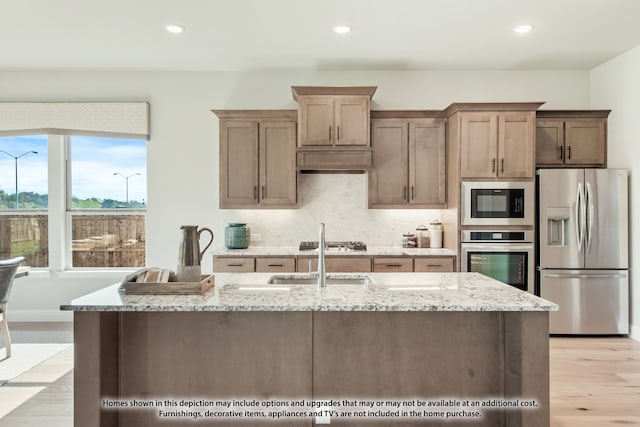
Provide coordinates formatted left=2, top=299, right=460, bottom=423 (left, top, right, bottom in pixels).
left=461, top=244, right=533, bottom=251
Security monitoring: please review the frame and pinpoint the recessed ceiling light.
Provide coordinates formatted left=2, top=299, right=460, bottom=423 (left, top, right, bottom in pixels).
left=165, top=24, right=185, bottom=34
left=513, top=24, right=534, bottom=34
left=333, top=25, right=352, bottom=35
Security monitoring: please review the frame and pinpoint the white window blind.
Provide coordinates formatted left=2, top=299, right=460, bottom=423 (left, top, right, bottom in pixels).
left=0, top=102, right=150, bottom=140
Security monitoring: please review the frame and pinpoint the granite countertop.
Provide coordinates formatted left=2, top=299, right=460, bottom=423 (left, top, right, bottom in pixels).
left=60, top=272, right=557, bottom=313
left=212, top=246, right=457, bottom=257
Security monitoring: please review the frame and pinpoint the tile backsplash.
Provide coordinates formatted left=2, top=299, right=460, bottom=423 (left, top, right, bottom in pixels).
left=217, top=174, right=441, bottom=247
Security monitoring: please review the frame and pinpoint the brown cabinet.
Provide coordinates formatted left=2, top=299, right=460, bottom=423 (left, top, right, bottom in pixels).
left=536, top=111, right=609, bottom=168
left=460, top=111, right=535, bottom=179
left=293, top=87, right=377, bottom=148
left=255, top=257, right=296, bottom=273
left=297, top=256, right=372, bottom=273
left=372, top=257, right=413, bottom=272
left=368, top=117, right=446, bottom=208
left=213, top=255, right=296, bottom=272
left=214, top=110, right=297, bottom=209
left=414, top=256, right=455, bottom=272
left=212, top=257, right=255, bottom=272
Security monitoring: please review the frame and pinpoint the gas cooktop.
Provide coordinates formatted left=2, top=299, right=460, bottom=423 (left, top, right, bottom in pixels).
left=299, top=241, right=367, bottom=251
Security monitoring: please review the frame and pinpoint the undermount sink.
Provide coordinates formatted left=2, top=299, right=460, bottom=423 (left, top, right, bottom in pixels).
left=267, top=274, right=374, bottom=286
left=224, top=285, right=293, bottom=292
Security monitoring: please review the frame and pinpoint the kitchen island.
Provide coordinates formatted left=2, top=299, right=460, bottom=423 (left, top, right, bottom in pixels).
left=61, top=273, right=557, bottom=427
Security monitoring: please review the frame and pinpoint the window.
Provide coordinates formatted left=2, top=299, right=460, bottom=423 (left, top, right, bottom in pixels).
left=0, top=134, right=147, bottom=270
left=0, top=135, right=49, bottom=267
left=68, top=136, right=146, bottom=268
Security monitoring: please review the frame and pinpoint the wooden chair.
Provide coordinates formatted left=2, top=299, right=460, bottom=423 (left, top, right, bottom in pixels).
left=0, top=257, right=25, bottom=359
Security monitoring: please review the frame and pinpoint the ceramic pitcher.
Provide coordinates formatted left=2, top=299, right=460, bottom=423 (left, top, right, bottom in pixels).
left=177, top=225, right=214, bottom=282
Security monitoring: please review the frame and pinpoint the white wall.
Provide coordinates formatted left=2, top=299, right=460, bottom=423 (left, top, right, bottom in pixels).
left=591, top=46, right=640, bottom=340
left=0, top=69, right=590, bottom=321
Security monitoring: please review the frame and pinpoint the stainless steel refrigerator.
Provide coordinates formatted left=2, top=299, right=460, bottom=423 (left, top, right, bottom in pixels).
left=537, top=168, right=629, bottom=334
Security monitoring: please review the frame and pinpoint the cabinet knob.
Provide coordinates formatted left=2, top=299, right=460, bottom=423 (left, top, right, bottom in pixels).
left=337, top=125, right=340, bottom=141
left=567, top=146, right=571, bottom=160
left=492, top=158, right=496, bottom=172
left=560, top=145, right=564, bottom=160
left=261, top=185, right=265, bottom=199
left=501, top=158, right=504, bottom=173
left=411, top=186, right=415, bottom=200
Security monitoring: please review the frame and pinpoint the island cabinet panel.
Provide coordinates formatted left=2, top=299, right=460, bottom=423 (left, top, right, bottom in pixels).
left=297, top=256, right=372, bottom=273
left=414, top=256, right=455, bottom=272
left=372, top=257, right=413, bottom=272
left=255, top=256, right=296, bottom=272
left=313, top=311, right=550, bottom=427
left=117, top=312, right=313, bottom=426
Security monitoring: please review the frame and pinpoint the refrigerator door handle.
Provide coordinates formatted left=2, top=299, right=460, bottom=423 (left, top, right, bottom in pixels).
left=542, top=273, right=627, bottom=279
left=575, top=182, right=584, bottom=252
left=586, top=182, right=594, bottom=252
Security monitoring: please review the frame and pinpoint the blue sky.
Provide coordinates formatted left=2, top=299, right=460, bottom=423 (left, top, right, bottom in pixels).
left=0, top=135, right=146, bottom=202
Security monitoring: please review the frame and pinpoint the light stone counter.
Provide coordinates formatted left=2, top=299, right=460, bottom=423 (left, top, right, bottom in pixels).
left=60, top=272, right=557, bottom=312
left=212, top=246, right=457, bottom=256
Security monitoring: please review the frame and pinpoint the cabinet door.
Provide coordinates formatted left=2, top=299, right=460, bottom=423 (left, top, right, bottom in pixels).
left=334, top=96, right=370, bottom=146
left=368, top=119, right=409, bottom=207
left=297, top=256, right=372, bottom=273
left=409, top=119, right=446, bottom=206
left=219, top=121, right=259, bottom=208
left=373, top=257, right=413, bottom=272
left=565, top=119, right=606, bottom=166
left=414, top=257, right=455, bottom=272
left=259, top=121, right=297, bottom=206
left=213, top=256, right=255, bottom=272
left=460, top=112, right=498, bottom=178
left=298, top=96, right=333, bottom=146
left=498, top=111, right=535, bottom=178
left=535, top=119, right=565, bottom=166
left=255, top=257, right=296, bottom=272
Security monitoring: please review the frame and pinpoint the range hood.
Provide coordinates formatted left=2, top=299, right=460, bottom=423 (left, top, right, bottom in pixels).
left=296, top=147, right=372, bottom=173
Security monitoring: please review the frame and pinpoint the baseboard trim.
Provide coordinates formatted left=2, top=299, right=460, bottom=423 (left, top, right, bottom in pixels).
left=8, top=310, right=73, bottom=322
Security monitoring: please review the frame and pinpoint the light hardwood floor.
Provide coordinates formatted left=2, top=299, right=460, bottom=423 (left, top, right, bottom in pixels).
left=0, top=328, right=638, bottom=426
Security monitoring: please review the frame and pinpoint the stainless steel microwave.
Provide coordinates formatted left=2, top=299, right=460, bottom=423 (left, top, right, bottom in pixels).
left=461, top=181, right=534, bottom=226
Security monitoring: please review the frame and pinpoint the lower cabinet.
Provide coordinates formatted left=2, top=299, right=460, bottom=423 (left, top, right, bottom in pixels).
left=414, top=256, right=455, bottom=272
left=372, top=257, right=413, bottom=272
left=214, top=255, right=456, bottom=273
left=297, top=256, right=373, bottom=273
left=213, top=256, right=296, bottom=272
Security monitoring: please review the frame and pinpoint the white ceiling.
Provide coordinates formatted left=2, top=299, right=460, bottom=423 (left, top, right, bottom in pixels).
left=4, top=0, right=640, bottom=71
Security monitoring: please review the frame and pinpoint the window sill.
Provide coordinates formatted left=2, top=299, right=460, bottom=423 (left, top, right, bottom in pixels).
left=57, top=269, right=137, bottom=279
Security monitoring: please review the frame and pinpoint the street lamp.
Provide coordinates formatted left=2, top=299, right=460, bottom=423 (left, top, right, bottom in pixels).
left=0, top=150, right=38, bottom=209
left=113, top=172, right=141, bottom=206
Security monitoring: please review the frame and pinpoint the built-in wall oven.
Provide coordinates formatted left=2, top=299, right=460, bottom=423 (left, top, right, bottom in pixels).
left=461, top=181, right=534, bottom=226
left=461, top=230, right=534, bottom=294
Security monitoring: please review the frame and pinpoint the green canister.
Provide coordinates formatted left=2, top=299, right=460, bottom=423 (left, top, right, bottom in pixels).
left=225, top=223, right=250, bottom=249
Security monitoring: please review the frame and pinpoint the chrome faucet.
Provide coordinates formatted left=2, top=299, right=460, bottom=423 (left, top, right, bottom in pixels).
left=318, top=222, right=326, bottom=289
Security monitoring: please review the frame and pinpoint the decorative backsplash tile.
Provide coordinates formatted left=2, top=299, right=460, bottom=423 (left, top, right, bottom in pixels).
left=216, top=174, right=441, bottom=247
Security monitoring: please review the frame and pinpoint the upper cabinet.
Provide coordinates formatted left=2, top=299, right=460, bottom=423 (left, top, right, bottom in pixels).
left=368, top=114, right=446, bottom=208
left=459, top=111, right=536, bottom=179
left=214, top=110, right=297, bottom=209
left=293, top=86, right=376, bottom=147
left=536, top=110, right=610, bottom=168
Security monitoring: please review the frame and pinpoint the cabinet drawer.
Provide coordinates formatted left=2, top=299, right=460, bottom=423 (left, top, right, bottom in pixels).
left=297, top=256, right=372, bottom=273
left=373, top=257, right=413, bottom=272
left=213, top=257, right=255, bottom=272
left=255, top=257, right=296, bottom=272
left=414, top=257, right=455, bottom=272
